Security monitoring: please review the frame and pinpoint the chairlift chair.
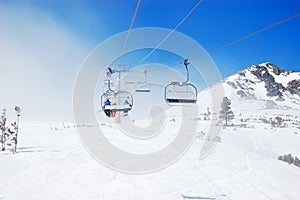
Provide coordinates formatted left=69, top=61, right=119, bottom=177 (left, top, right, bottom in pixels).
left=101, top=67, right=134, bottom=118
left=165, top=82, right=197, bottom=103
left=164, top=58, right=198, bottom=104
left=124, top=70, right=151, bottom=93
left=135, top=82, right=151, bottom=92
left=101, top=91, right=133, bottom=118
left=135, top=70, right=151, bottom=93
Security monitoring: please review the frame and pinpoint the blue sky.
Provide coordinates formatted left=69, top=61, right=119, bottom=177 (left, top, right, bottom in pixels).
left=0, top=0, right=300, bottom=120
left=19, top=0, right=300, bottom=74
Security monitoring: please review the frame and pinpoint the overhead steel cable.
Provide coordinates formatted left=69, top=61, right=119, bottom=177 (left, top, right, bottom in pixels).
left=113, top=0, right=141, bottom=123
left=118, top=0, right=141, bottom=65
left=134, top=0, right=205, bottom=66
left=143, top=10, right=300, bottom=73
left=180, top=11, right=300, bottom=68
left=208, top=11, right=300, bottom=54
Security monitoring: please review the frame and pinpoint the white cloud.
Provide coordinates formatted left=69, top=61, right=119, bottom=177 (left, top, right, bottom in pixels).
left=0, top=3, right=89, bottom=121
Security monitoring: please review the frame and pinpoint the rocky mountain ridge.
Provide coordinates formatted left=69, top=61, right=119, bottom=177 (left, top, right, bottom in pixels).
left=225, top=62, right=300, bottom=102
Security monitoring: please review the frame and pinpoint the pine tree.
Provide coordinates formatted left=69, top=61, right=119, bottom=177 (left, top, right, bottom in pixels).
left=219, top=97, right=234, bottom=126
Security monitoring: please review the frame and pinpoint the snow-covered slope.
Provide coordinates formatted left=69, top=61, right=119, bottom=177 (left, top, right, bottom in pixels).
left=1, top=63, right=300, bottom=200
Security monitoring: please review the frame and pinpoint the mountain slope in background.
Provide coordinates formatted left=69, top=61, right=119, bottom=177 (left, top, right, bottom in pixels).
left=219, top=62, right=300, bottom=128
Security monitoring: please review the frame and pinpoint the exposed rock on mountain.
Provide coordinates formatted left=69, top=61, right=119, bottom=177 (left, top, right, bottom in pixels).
left=287, top=79, right=300, bottom=96
left=224, top=62, right=300, bottom=102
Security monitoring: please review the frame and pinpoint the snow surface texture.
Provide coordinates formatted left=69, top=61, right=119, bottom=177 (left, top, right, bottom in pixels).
left=1, top=62, right=300, bottom=200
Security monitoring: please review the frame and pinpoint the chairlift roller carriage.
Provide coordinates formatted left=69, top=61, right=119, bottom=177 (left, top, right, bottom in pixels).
left=101, top=68, right=133, bottom=118
left=165, top=59, right=198, bottom=104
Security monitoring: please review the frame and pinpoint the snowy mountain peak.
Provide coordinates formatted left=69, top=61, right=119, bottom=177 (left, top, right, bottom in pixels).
left=248, top=62, right=284, bottom=76
left=224, top=62, right=300, bottom=102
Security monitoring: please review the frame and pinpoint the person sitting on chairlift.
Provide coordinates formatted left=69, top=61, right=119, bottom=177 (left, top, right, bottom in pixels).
left=104, top=98, right=111, bottom=117
left=123, top=97, right=130, bottom=105
left=104, top=98, right=111, bottom=106
left=123, top=97, right=131, bottom=114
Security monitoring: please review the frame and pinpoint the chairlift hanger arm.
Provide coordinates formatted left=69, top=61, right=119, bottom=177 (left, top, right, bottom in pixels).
left=181, top=58, right=190, bottom=83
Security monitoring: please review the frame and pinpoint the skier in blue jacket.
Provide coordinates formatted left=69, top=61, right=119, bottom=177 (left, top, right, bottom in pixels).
left=104, top=98, right=111, bottom=117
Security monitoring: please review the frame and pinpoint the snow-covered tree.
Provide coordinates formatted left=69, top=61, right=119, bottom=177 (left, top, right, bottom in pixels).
left=0, top=107, right=21, bottom=153
left=275, top=116, right=283, bottom=126
left=278, top=153, right=294, bottom=165
left=12, top=106, right=21, bottom=153
left=219, top=97, right=234, bottom=126
left=204, top=107, right=211, bottom=121
left=294, top=156, right=300, bottom=167
left=0, top=109, right=8, bottom=151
